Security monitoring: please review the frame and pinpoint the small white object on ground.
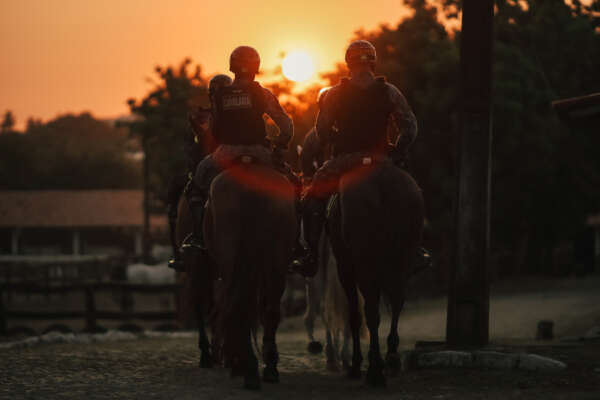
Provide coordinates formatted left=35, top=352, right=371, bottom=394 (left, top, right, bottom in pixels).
left=516, top=353, right=567, bottom=372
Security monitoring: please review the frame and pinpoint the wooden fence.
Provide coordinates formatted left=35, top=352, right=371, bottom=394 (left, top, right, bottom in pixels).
left=0, top=282, right=181, bottom=336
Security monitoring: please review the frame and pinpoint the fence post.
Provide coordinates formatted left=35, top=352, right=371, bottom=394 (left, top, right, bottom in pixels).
left=84, top=286, right=97, bottom=333
left=0, top=287, right=6, bottom=336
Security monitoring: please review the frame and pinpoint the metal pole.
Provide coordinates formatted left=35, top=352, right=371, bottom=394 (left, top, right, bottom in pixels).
left=142, top=137, right=151, bottom=261
left=446, top=0, right=494, bottom=346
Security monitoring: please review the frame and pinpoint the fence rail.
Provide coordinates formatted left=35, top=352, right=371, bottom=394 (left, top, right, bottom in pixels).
left=0, top=282, right=182, bottom=336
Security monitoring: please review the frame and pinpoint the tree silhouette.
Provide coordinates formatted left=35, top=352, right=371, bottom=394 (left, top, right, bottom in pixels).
left=1, top=110, right=16, bottom=134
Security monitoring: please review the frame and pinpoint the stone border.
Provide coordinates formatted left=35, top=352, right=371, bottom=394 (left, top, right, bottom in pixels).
left=402, top=350, right=566, bottom=372
left=0, top=330, right=196, bottom=350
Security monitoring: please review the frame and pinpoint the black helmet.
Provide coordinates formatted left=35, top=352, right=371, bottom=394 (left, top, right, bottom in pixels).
left=209, top=74, right=232, bottom=95
left=317, top=87, right=330, bottom=108
left=229, top=46, right=261, bottom=75
left=345, top=40, right=377, bottom=68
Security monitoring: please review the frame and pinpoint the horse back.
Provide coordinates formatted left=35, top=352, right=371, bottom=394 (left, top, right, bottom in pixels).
left=207, top=163, right=297, bottom=275
left=337, top=163, right=424, bottom=274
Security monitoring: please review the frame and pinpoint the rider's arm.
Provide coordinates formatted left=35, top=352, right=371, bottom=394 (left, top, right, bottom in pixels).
left=315, top=87, right=337, bottom=147
left=387, top=84, right=418, bottom=151
left=263, top=88, right=294, bottom=149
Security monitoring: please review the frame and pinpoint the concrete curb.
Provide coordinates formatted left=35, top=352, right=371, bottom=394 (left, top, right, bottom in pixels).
left=404, top=349, right=567, bottom=373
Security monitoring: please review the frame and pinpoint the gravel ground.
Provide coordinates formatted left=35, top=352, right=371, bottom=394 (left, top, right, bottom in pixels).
left=2, top=276, right=600, bottom=399
left=2, top=326, right=600, bottom=399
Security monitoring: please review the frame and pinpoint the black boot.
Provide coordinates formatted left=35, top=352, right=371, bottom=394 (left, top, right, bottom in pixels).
left=167, top=207, right=184, bottom=271
left=181, top=196, right=208, bottom=260
left=167, top=204, right=184, bottom=271
left=290, top=197, right=326, bottom=278
left=410, top=247, right=433, bottom=277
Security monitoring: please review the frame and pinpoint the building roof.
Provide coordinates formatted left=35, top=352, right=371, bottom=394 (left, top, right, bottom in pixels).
left=0, top=190, right=148, bottom=228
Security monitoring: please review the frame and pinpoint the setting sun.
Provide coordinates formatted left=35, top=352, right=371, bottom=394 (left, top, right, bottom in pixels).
left=282, top=51, right=315, bottom=82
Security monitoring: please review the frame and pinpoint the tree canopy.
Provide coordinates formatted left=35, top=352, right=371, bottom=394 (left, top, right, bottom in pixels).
left=126, top=59, right=209, bottom=208
left=0, top=112, right=141, bottom=190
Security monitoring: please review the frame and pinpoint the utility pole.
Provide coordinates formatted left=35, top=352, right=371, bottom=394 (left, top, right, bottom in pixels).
left=446, top=0, right=494, bottom=346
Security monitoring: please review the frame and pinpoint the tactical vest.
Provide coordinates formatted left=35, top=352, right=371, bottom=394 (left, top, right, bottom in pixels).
left=212, top=81, right=267, bottom=146
left=332, top=77, right=393, bottom=156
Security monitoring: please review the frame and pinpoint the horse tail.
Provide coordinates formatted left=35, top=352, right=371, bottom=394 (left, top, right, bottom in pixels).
left=217, top=216, right=261, bottom=368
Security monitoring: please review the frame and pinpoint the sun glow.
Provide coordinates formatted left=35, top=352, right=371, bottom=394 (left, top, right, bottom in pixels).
left=281, top=51, right=315, bottom=82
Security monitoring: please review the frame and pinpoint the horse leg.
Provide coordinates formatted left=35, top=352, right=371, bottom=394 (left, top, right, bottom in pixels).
left=196, top=305, right=213, bottom=368
left=325, top=328, right=340, bottom=371
left=304, top=274, right=323, bottom=354
left=341, top=325, right=352, bottom=372
left=244, top=328, right=261, bottom=390
left=338, top=269, right=363, bottom=379
left=364, top=285, right=386, bottom=387
left=262, top=276, right=285, bottom=383
left=385, top=297, right=404, bottom=376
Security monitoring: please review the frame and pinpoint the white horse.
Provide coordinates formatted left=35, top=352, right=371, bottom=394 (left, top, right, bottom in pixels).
left=303, top=234, right=367, bottom=371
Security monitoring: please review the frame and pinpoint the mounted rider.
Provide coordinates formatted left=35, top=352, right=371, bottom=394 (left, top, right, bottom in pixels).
left=166, top=74, right=232, bottom=271
left=183, top=46, right=294, bottom=256
left=165, top=109, right=210, bottom=270
left=292, top=40, right=419, bottom=277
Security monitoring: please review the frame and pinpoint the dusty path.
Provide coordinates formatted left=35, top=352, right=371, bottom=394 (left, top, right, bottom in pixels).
left=2, top=277, right=600, bottom=399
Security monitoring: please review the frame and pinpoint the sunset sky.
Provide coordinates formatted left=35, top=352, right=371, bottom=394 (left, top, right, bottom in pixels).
left=0, top=0, right=410, bottom=129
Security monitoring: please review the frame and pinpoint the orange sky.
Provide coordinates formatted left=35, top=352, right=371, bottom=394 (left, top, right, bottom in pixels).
left=0, top=0, right=409, bottom=128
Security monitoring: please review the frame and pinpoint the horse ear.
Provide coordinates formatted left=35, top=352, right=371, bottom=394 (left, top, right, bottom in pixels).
left=296, top=145, right=303, bottom=156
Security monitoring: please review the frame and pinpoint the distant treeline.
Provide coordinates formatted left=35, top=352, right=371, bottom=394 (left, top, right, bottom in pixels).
left=0, top=113, right=141, bottom=190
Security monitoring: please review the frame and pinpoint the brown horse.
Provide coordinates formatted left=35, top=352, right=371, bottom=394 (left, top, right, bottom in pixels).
left=327, top=159, right=424, bottom=387
left=208, top=160, right=297, bottom=390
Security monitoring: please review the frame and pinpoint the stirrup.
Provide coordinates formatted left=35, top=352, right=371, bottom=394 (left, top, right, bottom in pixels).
left=289, top=252, right=318, bottom=278
left=410, top=247, right=433, bottom=277
left=181, top=233, right=206, bottom=251
left=168, top=258, right=184, bottom=272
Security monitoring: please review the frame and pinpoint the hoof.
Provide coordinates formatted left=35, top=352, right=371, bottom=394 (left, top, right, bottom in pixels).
left=199, top=353, right=214, bottom=368
left=366, top=367, right=387, bottom=388
left=263, top=366, right=280, bottom=383
left=385, top=352, right=401, bottom=376
left=326, top=359, right=341, bottom=372
left=347, top=365, right=362, bottom=380
left=307, top=341, right=323, bottom=354
left=244, top=375, right=262, bottom=391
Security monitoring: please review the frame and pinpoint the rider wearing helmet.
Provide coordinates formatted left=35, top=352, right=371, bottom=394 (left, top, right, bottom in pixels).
left=166, top=74, right=232, bottom=270
left=291, top=40, right=419, bottom=277
left=182, top=46, right=294, bottom=256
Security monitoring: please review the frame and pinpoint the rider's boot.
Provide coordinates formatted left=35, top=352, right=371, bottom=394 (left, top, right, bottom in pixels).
left=411, top=247, right=433, bottom=276
left=181, top=194, right=208, bottom=261
left=167, top=204, right=184, bottom=271
left=290, top=197, right=326, bottom=278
